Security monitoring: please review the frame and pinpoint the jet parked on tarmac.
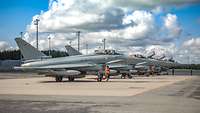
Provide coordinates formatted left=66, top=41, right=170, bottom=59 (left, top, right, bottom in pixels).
left=14, top=38, right=126, bottom=82
left=65, top=45, right=179, bottom=77
left=65, top=46, right=138, bottom=78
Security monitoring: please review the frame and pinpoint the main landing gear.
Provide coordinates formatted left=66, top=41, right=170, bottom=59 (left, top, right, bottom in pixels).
left=55, top=76, right=75, bottom=82
left=68, top=76, right=75, bottom=82
left=55, top=76, right=63, bottom=82
left=121, top=73, right=132, bottom=79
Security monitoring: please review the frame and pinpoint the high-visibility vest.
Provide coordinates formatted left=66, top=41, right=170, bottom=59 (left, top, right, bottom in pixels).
left=105, top=67, right=110, bottom=74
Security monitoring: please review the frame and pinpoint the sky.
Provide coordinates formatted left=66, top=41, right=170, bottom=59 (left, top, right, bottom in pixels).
left=0, top=0, right=48, bottom=46
left=0, top=0, right=200, bottom=64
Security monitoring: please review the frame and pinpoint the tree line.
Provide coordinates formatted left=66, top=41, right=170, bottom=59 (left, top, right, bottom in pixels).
left=174, top=64, right=200, bottom=70
left=0, top=50, right=200, bottom=69
left=0, top=50, right=68, bottom=60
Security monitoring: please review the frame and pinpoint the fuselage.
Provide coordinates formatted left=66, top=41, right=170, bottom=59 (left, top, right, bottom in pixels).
left=22, top=54, right=125, bottom=69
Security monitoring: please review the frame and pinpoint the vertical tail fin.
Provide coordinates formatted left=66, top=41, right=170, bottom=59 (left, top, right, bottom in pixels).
left=15, top=38, right=47, bottom=60
left=65, top=45, right=82, bottom=56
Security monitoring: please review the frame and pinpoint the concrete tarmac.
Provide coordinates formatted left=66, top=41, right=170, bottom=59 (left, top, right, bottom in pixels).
left=0, top=75, right=192, bottom=96
left=0, top=73, right=199, bottom=113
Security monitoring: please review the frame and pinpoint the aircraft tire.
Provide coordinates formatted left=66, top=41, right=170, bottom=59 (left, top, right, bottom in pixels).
left=71, top=77, right=75, bottom=81
left=121, top=74, right=126, bottom=79
left=97, top=77, right=102, bottom=82
left=55, top=76, right=63, bottom=82
left=127, top=74, right=132, bottom=79
left=97, top=74, right=103, bottom=82
left=68, top=76, right=75, bottom=82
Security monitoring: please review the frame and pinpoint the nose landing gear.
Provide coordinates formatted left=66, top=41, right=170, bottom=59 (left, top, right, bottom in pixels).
left=97, top=73, right=103, bottom=82
left=121, top=73, right=132, bottom=79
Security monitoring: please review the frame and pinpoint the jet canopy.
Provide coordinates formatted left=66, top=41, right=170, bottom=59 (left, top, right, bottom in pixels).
left=94, top=49, right=122, bottom=55
left=133, top=54, right=146, bottom=58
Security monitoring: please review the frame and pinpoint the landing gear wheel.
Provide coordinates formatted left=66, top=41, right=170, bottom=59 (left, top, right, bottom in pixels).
left=55, top=76, right=63, bottom=82
left=127, top=74, right=132, bottom=79
left=68, top=76, right=75, bottom=82
left=121, top=74, right=126, bottom=79
left=97, top=73, right=103, bottom=82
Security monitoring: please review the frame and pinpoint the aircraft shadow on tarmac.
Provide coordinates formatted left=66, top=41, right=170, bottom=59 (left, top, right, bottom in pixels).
left=39, top=80, right=98, bottom=83
left=104, top=80, right=169, bottom=83
left=39, top=79, right=169, bottom=83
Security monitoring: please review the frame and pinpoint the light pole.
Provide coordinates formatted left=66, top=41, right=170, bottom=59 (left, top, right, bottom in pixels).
left=69, top=40, right=72, bottom=46
left=77, top=31, right=80, bottom=52
left=48, top=36, right=51, bottom=56
left=34, top=19, right=40, bottom=50
left=86, top=43, right=88, bottom=55
left=102, top=38, right=106, bottom=50
left=20, top=32, right=23, bottom=39
left=20, top=32, right=23, bottom=62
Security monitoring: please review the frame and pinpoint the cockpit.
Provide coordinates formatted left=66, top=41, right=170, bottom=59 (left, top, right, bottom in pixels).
left=94, top=49, right=122, bottom=55
left=132, top=54, right=146, bottom=58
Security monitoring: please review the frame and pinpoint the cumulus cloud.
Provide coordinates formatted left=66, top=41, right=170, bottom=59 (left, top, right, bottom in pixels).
left=182, top=38, right=200, bottom=47
left=27, top=0, right=190, bottom=34
left=27, top=0, right=126, bottom=33
left=175, top=38, right=200, bottom=64
left=24, top=32, right=75, bottom=51
left=182, top=38, right=200, bottom=56
left=0, top=41, right=11, bottom=51
left=26, top=9, right=160, bottom=50
left=163, top=13, right=182, bottom=38
left=122, top=10, right=155, bottom=39
left=112, top=0, right=200, bottom=8
left=23, top=0, right=198, bottom=64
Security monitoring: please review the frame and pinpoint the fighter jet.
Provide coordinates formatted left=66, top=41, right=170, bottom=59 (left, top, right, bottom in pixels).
left=64, top=45, right=179, bottom=77
left=66, top=44, right=180, bottom=76
left=14, top=38, right=125, bottom=82
left=65, top=46, right=147, bottom=78
left=65, top=46, right=132, bottom=78
left=132, top=54, right=179, bottom=75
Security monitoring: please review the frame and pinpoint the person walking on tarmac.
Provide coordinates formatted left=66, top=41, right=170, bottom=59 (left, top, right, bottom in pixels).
left=105, top=65, right=110, bottom=81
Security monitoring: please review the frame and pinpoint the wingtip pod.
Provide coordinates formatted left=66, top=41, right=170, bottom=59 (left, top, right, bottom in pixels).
left=13, top=66, right=21, bottom=70
left=15, top=38, right=47, bottom=60
left=13, top=66, right=25, bottom=71
left=14, top=66, right=36, bottom=71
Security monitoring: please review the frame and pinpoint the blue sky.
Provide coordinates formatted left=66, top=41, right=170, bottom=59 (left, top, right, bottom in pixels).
left=0, top=0, right=199, bottom=46
left=0, top=0, right=200, bottom=63
left=0, top=0, right=48, bottom=46
left=171, top=4, right=200, bottom=44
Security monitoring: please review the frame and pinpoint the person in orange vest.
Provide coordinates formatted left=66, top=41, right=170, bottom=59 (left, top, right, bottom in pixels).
left=105, top=65, right=110, bottom=81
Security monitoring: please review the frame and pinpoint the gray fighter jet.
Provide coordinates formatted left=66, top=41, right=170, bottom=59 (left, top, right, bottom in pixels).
left=65, top=46, right=142, bottom=78
left=14, top=38, right=126, bottom=82
left=65, top=45, right=179, bottom=77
